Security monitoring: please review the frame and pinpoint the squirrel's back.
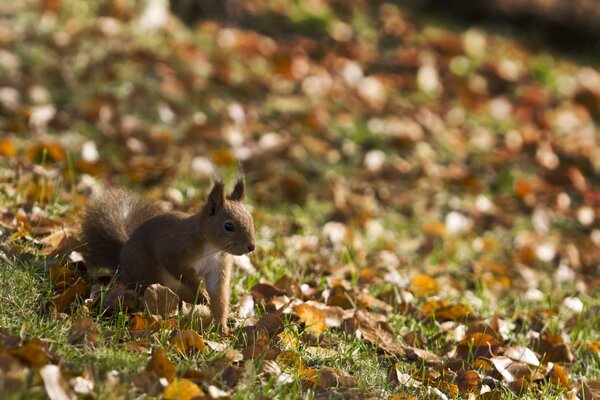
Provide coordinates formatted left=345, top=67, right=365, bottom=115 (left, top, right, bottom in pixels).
left=81, top=188, right=164, bottom=270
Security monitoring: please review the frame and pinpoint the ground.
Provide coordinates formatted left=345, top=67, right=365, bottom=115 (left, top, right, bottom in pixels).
left=0, top=1, right=600, bottom=399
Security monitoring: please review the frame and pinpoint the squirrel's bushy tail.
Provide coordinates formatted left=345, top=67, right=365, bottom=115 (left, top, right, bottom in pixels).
left=81, top=188, right=164, bottom=269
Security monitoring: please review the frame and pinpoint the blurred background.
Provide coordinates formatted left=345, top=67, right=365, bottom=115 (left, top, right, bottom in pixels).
left=1, top=0, right=600, bottom=291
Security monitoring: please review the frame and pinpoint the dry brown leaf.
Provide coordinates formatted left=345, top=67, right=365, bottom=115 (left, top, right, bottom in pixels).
left=293, top=303, right=327, bottom=336
left=68, top=317, right=99, bottom=347
left=169, top=330, right=206, bottom=355
left=102, top=284, right=138, bottom=312
left=250, top=282, right=286, bottom=305
left=146, top=349, right=176, bottom=382
left=535, top=332, right=574, bottom=363
left=9, top=338, right=54, bottom=368
left=50, top=278, right=86, bottom=314
left=129, top=313, right=163, bottom=337
left=252, top=311, right=286, bottom=336
left=123, top=339, right=153, bottom=352
left=457, top=331, right=501, bottom=360
left=409, top=274, right=439, bottom=297
left=274, top=275, right=302, bottom=298
left=354, top=309, right=405, bottom=356
left=315, top=367, right=358, bottom=389
left=143, top=284, right=180, bottom=317
left=581, top=379, right=600, bottom=399
left=163, top=378, right=204, bottom=400
left=0, top=352, right=28, bottom=393
left=326, top=285, right=354, bottom=309
left=390, top=364, right=422, bottom=390
left=404, top=346, right=443, bottom=367
left=40, top=228, right=79, bottom=256
left=26, top=143, right=66, bottom=163
left=49, top=265, right=77, bottom=291
left=180, top=302, right=212, bottom=329
left=455, top=369, right=481, bottom=393
left=357, top=290, right=392, bottom=314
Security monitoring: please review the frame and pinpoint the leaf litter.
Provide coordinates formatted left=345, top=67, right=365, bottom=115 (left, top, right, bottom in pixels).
left=0, top=0, right=599, bottom=398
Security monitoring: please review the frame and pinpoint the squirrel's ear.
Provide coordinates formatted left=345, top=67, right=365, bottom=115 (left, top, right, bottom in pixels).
left=227, top=175, right=245, bottom=201
left=208, top=181, right=225, bottom=215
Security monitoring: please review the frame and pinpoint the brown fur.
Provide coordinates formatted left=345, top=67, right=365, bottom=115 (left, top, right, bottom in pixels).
left=81, top=178, right=256, bottom=332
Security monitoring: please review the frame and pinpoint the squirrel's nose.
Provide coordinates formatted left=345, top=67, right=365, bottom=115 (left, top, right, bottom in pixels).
left=248, top=243, right=255, bottom=252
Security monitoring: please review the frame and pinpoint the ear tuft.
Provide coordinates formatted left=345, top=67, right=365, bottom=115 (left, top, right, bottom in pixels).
left=208, top=180, right=225, bottom=215
left=227, top=174, right=246, bottom=201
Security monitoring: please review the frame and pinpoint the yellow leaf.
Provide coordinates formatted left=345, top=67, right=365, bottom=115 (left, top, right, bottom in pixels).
left=163, top=378, right=204, bottom=400
left=421, top=221, right=446, bottom=237
left=409, top=274, right=439, bottom=297
left=293, top=303, right=327, bottom=336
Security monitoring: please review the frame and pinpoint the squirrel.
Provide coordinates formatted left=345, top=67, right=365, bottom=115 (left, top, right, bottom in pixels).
left=80, top=176, right=256, bottom=332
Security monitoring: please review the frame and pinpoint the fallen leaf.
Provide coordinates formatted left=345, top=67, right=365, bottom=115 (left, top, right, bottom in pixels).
left=581, top=379, right=600, bottom=400
left=505, top=345, right=540, bottom=367
left=49, top=265, right=77, bottom=291
left=293, top=303, right=327, bottom=336
left=50, top=278, right=86, bottom=313
left=129, top=313, right=163, bottom=338
left=123, top=339, right=153, bottom=352
left=457, top=331, right=500, bottom=360
left=455, top=369, right=481, bottom=393
left=274, top=275, right=302, bottom=298
left=169, top=330, right=206, bottom=355
left=250, top=282, right=285, bottom=305
left=326, top=285, right=354, bottom=309
left=0, top=138, right=16, bottom=157
left=535, top=332, right=574, bottom=363
left=68, top=317, right=100, bottom=347
left=315, top=367, right=358, bottom=389
left=102, top=284, right=138, bottom=312
left=409, top=274, right=439, bottom=297
left=146, top=349, right=176, bottom=382
left=10, top=338, right=54, bottom=368
left=548, top=363, right=569, bottom=388
left=143, top=284, right=180, bottom=317
left=40, top=365, right=75, bottom=400
left=163, top=378, right=204, bottom=400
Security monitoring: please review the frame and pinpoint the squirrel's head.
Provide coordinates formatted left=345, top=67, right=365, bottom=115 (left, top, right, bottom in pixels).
left=203, top=176, right=256, bottom=256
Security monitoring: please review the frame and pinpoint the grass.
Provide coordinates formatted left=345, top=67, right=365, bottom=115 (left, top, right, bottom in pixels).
left=1, top=0, right=600, bottom=398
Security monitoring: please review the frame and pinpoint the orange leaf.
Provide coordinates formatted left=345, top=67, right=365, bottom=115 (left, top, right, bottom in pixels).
left=163, top=378, right=204, bottom=400
left=409, top=274, right=439, bottom=297
left=50, top=278, right=86, bottom=313
left=549, top=364, right=569, bottom=388
left=169, top=330, right=206, bottom=355
left=455, top=369, right=481, bottom=393
left=0, top=138, right=16, bottom=157
left=421, top=221, right=446, bottom=237
left=293, top=303, right=327, bottom=336
left=10, top=338, right=53, bottom=368
left=49, top=265, right=76, bottom=291
left=146, top=349, right=176, bottom=382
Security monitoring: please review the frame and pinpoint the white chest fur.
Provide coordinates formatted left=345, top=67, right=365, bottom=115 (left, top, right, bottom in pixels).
left=160, top=243, right=223, bottom=295
left=192, top=243, right=222, bottom=276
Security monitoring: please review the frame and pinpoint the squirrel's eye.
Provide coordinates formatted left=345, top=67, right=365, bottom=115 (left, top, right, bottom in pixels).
left=224, top=221, right=236, bottom=232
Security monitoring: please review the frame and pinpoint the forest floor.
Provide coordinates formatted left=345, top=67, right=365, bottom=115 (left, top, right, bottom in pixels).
left=1, top=1, right=600, bottom=399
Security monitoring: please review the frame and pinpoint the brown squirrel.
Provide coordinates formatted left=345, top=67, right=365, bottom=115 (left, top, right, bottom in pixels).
left=81, top=176, right=256, bottom=332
